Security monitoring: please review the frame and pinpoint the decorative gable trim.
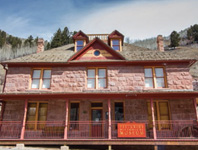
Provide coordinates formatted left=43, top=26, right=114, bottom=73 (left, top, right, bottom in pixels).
left=72, top=30, right=89, bottom=43
left=68, top=37, right=126, bottom=61
left=108, top=30, right=124, bottom=46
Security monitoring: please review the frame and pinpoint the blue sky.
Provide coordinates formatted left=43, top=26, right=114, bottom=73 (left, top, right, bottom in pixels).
left=0, top=0, right=198, bottom=41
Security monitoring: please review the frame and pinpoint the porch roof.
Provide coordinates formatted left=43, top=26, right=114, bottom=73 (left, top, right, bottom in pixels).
left=0, top=90, right=198, bottom=99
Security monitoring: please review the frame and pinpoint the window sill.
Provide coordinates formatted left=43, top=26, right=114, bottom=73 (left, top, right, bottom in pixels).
left=83, top=88, right=110, bottom=92
left=26, top=89, right=52, bottom=93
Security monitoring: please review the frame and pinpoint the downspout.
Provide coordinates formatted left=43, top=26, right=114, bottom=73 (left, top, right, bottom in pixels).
left=2, top=64, right=8, bottom=93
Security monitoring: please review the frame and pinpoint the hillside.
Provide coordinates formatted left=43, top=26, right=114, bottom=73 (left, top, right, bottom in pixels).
left=0, top=31, right=38, bottom=92
left=133, top=27, right=198, bottom=50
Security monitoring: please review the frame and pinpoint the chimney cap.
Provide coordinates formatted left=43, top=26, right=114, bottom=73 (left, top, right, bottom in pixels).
left=38, top=38, right=44, bottom=43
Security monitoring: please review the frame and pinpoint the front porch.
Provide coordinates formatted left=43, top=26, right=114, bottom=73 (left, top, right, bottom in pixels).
left=0, top=92, right=198, bottom=146
left=0, top=120, right=198, bottom=140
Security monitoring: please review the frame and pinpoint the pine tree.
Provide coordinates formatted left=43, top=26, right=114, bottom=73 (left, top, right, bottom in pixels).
left=46, top=42, right=51, bottom=50
left=51, top=28, right=62, bottom=48
left=170, top=31, right=180, bottom=48
left=34, top=36, right=38, bottom=45
left=61, top=27, right=70, bottom=45
left=24, top=35, right=34, bottom=47
left=187, top=24, right=198, bottom=42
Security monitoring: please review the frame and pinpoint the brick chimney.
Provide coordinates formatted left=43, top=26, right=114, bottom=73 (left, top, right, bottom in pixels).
left=157, top=35, right=164, bottom=52
left=37, top=38, right=44, bottom=53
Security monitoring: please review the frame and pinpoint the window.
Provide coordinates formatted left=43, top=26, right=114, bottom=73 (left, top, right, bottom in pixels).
left=115, top=102, right=124, bottom=121
left=70, top=103, right=79, bottom=130
left=26, top=102, right=48, bottom=130
left=114, top=102, right=124, bottom=129
left=147, top=101, right=170, bottom=130
left=31, top=69, right=51, bottom=89
left=144, top=67, right=166, bottom=88
left=87, top=68, right=107, bottom=89
left=76, top=40, right=84, bottom=51
left=111, top=39, right=120, bottom=50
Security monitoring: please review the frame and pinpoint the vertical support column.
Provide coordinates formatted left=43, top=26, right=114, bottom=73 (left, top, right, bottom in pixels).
left=150, top=99, right=157, bottom=140
left=20, top=99, right=28, bottom=140
left=193, top=98, right=198, bottom=122
left=64, top=99, right=69, bottom=140
left=108, top=99, right=112, bottom=140
left=154, top=145, right=158, bottom=150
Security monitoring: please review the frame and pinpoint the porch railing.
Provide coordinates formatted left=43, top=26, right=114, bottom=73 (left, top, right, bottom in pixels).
left=68, top=121, right=108, bottom=139
left=0, top=121, right=22, bottom=139
left=0, top=120, right=198, bottom=140
left=25, top=121, right=65, bottom=139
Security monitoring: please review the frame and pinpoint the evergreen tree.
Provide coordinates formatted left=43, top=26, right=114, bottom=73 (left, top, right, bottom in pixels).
left=170, top=31, right=180, bottom=48
left=51, top=28, right=62, bottom=48
left=187, top=24, right=198, bottom=42
left=46, top=42, right=51, bottom=50
left=61, top=27, right=70, bottom=45
left=0, top=30, right=6, bottom=48
left=24, top=35, right=34, bottom=47
left=34, top=36, right=38, bottom=44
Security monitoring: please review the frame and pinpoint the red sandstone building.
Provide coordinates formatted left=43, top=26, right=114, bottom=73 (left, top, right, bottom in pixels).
left=0, top=30, right=198, bottom=150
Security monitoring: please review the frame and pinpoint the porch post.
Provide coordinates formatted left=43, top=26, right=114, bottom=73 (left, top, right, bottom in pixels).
left=150, top=99, right=157, bottom=140
left=20, top=99, right=28, bottom=140
left=193, top=98, right=198, bottom=122
left=108, top=99, right=112, bottom=139
left=64, top=99, right=69, bottom=140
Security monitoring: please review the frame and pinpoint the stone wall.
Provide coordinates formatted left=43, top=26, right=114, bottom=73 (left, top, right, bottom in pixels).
left=4, top=67, right=31, bottom=92
left=170, top=99, right=196, bottom=120
left=166, top=64, right=193, bottom=89
left=51, top=67, right=86, bottom=92
left=3, top=64, right=194, bottom=93
left=124, top=99, right=148, bottom=120
left=108, top=66, right=144, bottom=91
left=47, top=100, right=66, bottom=121
left=3, top=100, right=24, bottom=121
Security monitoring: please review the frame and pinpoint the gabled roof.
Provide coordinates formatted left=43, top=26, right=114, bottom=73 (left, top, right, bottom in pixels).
left=72, top=30, right=89, bottom=43
left=68, top=37, right=125, bottom=61
left=1, top=43, right=196, bottom=64
left=108, top=30, right=124, bottom=39
left=108, top=30, right=124, bottom=45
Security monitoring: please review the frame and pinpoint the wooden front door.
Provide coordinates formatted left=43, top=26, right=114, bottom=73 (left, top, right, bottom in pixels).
left=91, top=109, right=103, bottom=138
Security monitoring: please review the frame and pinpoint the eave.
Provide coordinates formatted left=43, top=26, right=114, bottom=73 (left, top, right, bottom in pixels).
left=1, top=59, right=196, bottom=67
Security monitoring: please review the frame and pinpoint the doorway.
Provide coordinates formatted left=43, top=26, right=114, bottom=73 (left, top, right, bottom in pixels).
left=91, top=102, right=103, bottom=138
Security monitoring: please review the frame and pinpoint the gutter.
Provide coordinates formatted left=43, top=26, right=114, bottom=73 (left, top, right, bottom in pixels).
left=2, top=64, right=8, bottom=93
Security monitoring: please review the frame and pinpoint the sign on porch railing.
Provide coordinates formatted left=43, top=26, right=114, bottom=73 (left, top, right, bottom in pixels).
left=118, top=122, right=146, bottom=138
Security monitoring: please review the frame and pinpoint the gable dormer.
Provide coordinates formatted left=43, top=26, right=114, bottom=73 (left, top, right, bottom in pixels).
left=68, top=37, right=125, bottom=61
left=108, top=30, right=124, bottom=51
left=73, top=30, right=89, bottom=52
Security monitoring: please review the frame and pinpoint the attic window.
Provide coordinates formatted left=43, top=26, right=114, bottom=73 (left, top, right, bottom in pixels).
left=94, top=50, right=100, bottom=56
left=112, top=39, right=120, bottom=51
left=76, top=40, right=84, bottom=51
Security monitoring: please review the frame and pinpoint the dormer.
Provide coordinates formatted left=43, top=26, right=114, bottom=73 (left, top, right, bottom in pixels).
left=108, top=30, right=124, bottom=51
left=73, top=30, right=89, bottom=52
